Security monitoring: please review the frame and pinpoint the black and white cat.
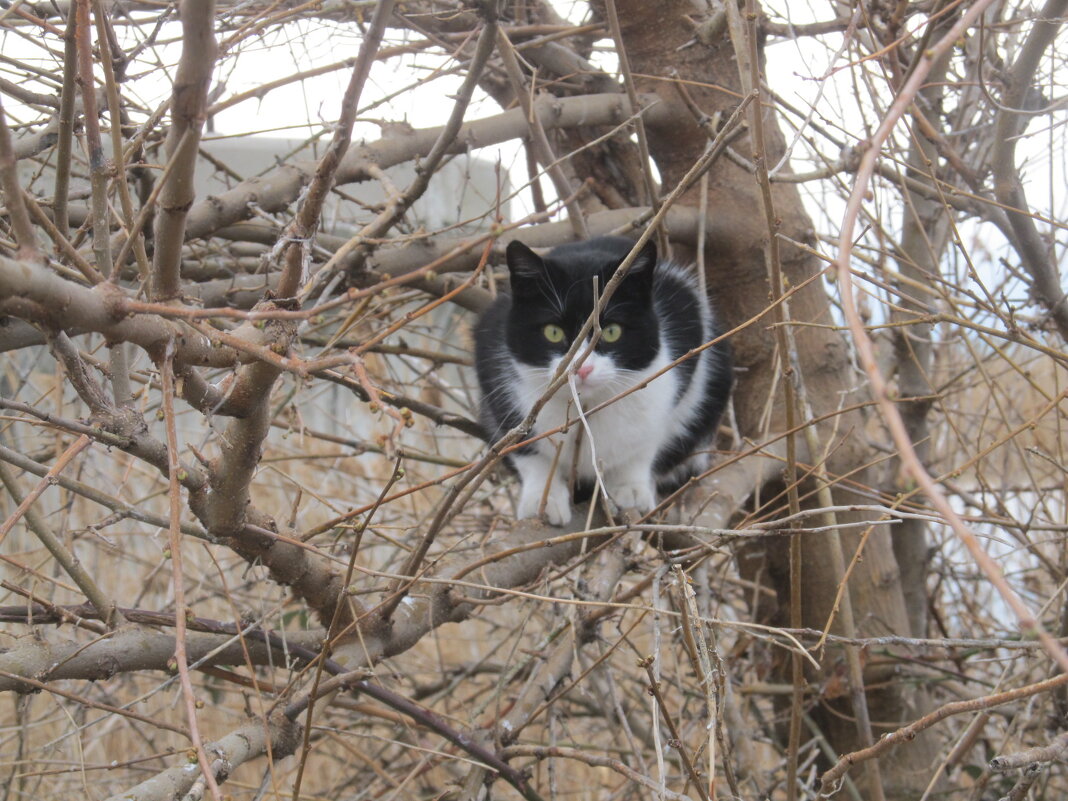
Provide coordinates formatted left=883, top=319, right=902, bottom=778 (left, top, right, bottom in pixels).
left=475, top=235, right=732, bottom=525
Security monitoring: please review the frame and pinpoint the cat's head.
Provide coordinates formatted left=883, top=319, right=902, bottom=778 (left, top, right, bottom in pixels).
left=503, top=237, right=661, bottom=398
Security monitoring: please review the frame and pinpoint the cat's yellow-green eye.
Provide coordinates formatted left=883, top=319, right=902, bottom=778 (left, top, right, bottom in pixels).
left=543, top=324, right=565, bottom=343
left=602, top=323, right=623, bottom=343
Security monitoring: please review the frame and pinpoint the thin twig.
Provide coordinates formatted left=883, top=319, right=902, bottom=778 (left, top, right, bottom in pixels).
left=161, top=346, right=223, bottom=801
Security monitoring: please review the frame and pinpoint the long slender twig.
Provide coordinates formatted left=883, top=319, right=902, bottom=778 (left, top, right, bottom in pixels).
left=495, top=28, right=588, bottom=240
left=298, top=9, right=500, bottom=299
left=285, top=667, right=547, bottom=801
left=602, top=0, right=659, bottom=229
left=722, top=4, right=817, bottom=797
left=161, top=347, right=223, bottom=801
left=92, top=0, right=150, bottom=280
left=276, top=0, right=397, bottom=299
left=0, top=434, right=91, bottom=546
left=639, top=655, right=711, bottom=801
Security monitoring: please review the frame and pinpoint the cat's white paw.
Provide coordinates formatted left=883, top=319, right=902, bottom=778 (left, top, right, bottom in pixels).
left=517, top=481, right=572, bottom=526
left=609, top=480, right=656, bottom=515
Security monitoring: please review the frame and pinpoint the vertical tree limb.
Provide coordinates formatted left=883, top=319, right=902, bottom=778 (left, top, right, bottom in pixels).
left=992, top=0, right=1068, bottom=343
left=0, top=94, right=41, bottom=260
left=151, top=0, right=217, bottom=301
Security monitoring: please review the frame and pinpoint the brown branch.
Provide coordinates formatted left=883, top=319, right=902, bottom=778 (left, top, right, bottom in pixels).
left=151, top=0, right=217, bottom=300
left=75, top=0, right=114, bottom=279
left=41, top=336, right=212, bottom=500
left=21, top=191, right=104, bottom=283
left=0, top=623, right=325, bottom=692
left=298, top=8, right=501, bottom=298
left=501, top=745, right=693, bottom=801
left=640, top=654, right=711, bottom=801
left=52, top=8, right=79, bottom=238
left=0, top=94, right=41, bottom=261
left=286, top=668, right=546, bottom=801
left=492, top=543, right=628, bottom=746
left=724, top=3, right=813, bottom=795
left=0, top=459, right=125, bottom=627
left=991, top=0, right=1068, bottom=342
left=183, top=91, right=667, bottom=241
left=0, top=252, right=239, bottom=367
left=495, top=28, right=588, bottom=239
left=998, top=763, right=1043, bottom=801
left=833, top=0, right=1068, bottom=676
left=817, top=672, right=1068, bottom=795
left=84, top=515, right=607, bottom=799
left=100, top=714, right=302, bottom=801
left=990, top=731, right=1068, bottom=772
left=275, top=0, right=396, bottom=299
left=0, top=670, right=188, bottom=735
left=160, top=348, right=222, bottom=801
left=603, top=0, right=659, bottom=215
left=0, top=435, right=92, bottom=544
left=0, top=441, right=209, bottom=539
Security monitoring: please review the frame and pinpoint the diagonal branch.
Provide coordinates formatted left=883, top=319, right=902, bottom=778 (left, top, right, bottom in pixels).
left=275, top=0, right=397, bottom=298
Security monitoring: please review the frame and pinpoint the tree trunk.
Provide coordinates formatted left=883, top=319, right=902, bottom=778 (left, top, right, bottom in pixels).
left=607, top=1, right=938, bottom=796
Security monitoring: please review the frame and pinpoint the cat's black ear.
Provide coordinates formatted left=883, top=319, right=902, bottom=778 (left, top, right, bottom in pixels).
left=626, top=239, right=657, bottom=283
left=505, top=240, right=546, bottom=290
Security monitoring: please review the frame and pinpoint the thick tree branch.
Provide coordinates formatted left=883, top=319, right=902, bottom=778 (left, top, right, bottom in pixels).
left=182, top=92, right=666, bottom=241
left=992, top=0, right=1068, bottom=342
left=0, top=626, right=326, bottom=692
left=101, top=714, right=303, bottom=801
left=151, top=0, right=217, bottom=300
left=0, top=254, right=238, bottom=366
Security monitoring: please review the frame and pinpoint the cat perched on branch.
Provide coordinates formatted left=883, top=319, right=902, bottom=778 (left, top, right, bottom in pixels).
left=476, top=235, right=732, bottom=525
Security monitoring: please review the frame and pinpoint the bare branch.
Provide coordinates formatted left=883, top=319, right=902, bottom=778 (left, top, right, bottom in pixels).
left=151, top=0, right=217, bottom=300
left=992, top=0, right=1068, bottom=342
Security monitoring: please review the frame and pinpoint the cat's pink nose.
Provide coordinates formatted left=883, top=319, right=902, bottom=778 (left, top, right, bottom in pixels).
left=576, top=363, right=594, bottom=380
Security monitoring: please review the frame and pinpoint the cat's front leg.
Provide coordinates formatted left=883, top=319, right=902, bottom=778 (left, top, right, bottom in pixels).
left=513, top=453, right=572, bottom=525
left=605, top=462, right=657, bottom=516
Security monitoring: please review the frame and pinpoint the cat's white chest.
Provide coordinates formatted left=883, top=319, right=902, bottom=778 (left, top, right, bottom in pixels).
left=515, top=354, right=676, bottom=482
